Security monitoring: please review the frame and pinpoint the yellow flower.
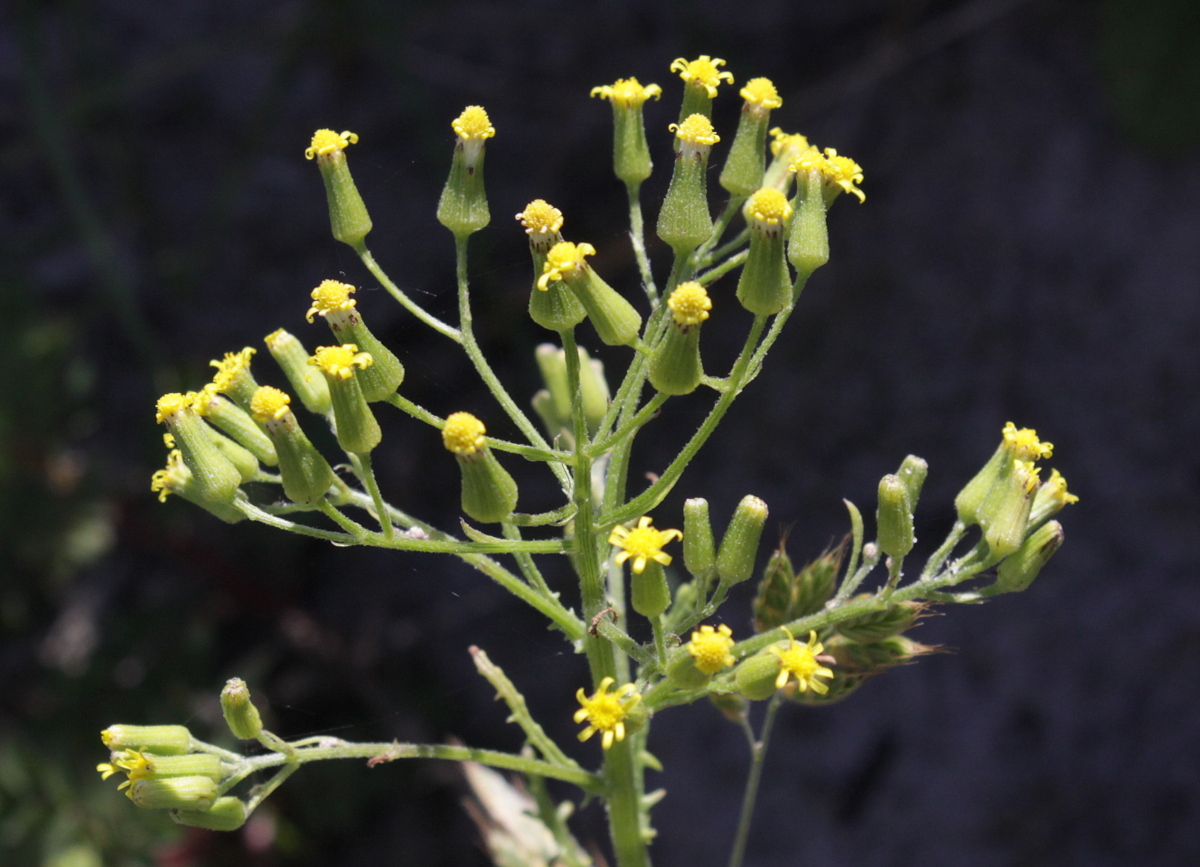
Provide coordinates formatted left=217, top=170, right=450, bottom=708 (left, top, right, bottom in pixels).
left=310, top=344, right=373, bottom=380
left=516, top=199, right=564, bottom=236
left=574, top=677, right=641, bottom=749
left=739, top=77, right=782, bottom=111
left=151, top=450, right=188, bottom=502
left=669, top=114, right=720, bottom=148
left=249, top=386, right=292, bottom=424
left=744, top=187, right=793, bottom=227
left=209, top=347, right=257, bottom=394
left=770, top=628, right=834, bottom=693
left=305, top=129, right=358, bottom=160
left=96, top=749, right=153, bottom=791
left=670, top=55, right=734, bottom=98
left=538, top=241, right=596, bottom=289
left=442, top=412, right=487, bottom=456
left=688, top=624, right=736, bottom=675
left=1002, top=421, right=1054, bottom=461
left=609, top=516, right=683, bottom=574
left=154, top=392, right=193, bottom=424
left=667, top=281, right=712, bottom=327
left=452, top=106, right=496, bottom=141
left=306, top=279, right=358, bottom=322
left=791, top=147, right=866, bottom=203
left=590, top=77, right=662, bottom=109
left=769, top=128, right=812, bottom=160
left=1041, top=468, right=1078, bottom=506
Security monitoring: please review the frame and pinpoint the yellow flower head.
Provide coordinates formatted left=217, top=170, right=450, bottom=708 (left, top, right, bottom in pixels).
left=516, top=199, right=564, bottom=236
left=151, top=450, right=188, bottom=502
left=452, top=106, right=496, bottom=141
left=1015, top=459, right=1042, bottom=494
left=96, top=749, right=153, bottom=791
left=791, top=148, right=866, bottom=203
left=574, top=677, right=641, bottom=750
left=538, top=241, right=596, bottom=290
left=306, top=279, right=358, bottom=323
left=209, top=347, right=257, bottom=394
left=770, top=628, right=834, bottom=693
left=1041, top=468, right=1079, bottom=506
left=769, top=128, right=813, bottom=160
left=591, top=77, right=663, bottom=109
left=155, top=392, right=193, bottom=425
left=310, top=344, right=373, bottom=380
left=688, top=624, right=737, bottom=675
left=669, top=114, right=720, bottom=148
left=1002, top=421, right=1054, bottom=461
left=670, top=55, right=734, bottom=98
left=305, top=129, right=358, bottom=160
left=250, top=386, right=292, bottom=424
left=608, top=516, right=683, bottom=574
left=744, top=187, right=793, bottom=227
left=667, top=281, right=712, bottom=327
left=442, top=411, right=487, bottom=456
left=740, top=77, right=782, bottom=110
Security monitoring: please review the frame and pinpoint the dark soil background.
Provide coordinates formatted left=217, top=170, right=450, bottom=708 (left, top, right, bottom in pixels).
left=3, top=1, right=1199, bottom=866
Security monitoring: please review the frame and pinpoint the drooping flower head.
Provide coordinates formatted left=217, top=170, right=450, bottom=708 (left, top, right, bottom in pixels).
left=305, top=129, right=358, bottom=160
left=688, top=624, right=737, bottom=675
left=670, top=55, right=734, bottom=98
left=770, top=628, right=834, bottom=693
left=790, top=147, right=866, bottom=204
left=574, top=677, right=642, bottom=749
left=590, top=77, right=662, bottom=109
left=667, top=281, right=712, bottom=327
left=740, top=77, right=782, bottom=114
left=442, top=412, right=487, bottom=456
left=538, top=241, right=596, bottom=290
left=609, top=516, right=683, bottom=574
left=310, top=344, right=373, bottom=380
left=306, top=279, right=358, bottom=323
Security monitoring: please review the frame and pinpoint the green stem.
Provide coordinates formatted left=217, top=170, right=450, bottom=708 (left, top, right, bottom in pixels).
left=651, top=616, right=669, bottom=671
left=626, top=181, right=658, bottom=303
left=501, top=522, right=555, bottom=598
left=316, top=499, right=372, bottom=539
left=385, top=394, right=568, bottom=463
left=353, top=451, right=394, bottom=540
left=693, top=197, right=744, bottom=265
left=357, top=246, right=461, bottom=342
left=699, top=226, right=749, bottom=269
left=236, top=501, right=359, bottom=544
left=727, top=694, right=782, bottom=867
left=697, top=248, right=748, bottom=286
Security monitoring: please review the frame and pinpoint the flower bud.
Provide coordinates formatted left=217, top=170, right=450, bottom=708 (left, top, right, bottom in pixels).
left=896, top=454, right=928, bottom=508
left=535, top=343, right=611, bottom=436
left=310, top=344, right=381, bottom=454
left=101, top=725, right=193, bottom=755
left=151, top=451, right=246, bottom=524
left=128, top=776, right=217, bottom=812
left=306, top=280, right=404, bottom=402
left=649, top=281, right=710, bottom=395
left=752, top=543, right=795, bottom=633
left=875, top=474, right=915, bottom=560
left=789, top=542, right=844, bottom=620
left=442, top=412, right=518, bottom=523
left=657, top=115, right=718, bottom=254
left=205, top=425, right=258, bottom=483
left=539, top=242, right=641, bottom=347
left=591, top=78, right=662, bottom=185
left=734, top=648, right=783, bottom=701
left=265, top=328, right=332, bottom=415
left=305, top=129, right=372, bottom=251
left=171, top=796, right=248, bottom=831
left=1029, top=469, right=1078, bottom=528
left=630, top=560, right=671, bottom=618
left=518, top=201, right=588, bottom=331
left=787, top=165, right=829, bottom=283
left=155, top=393, right=240, bottom=503
left=737, top=188, right=794, bottom=315
left=979, top=460, right=1039, bottom=560
left=720, top=78, right=782, bottom=197
left=220, top=677, right=264, bottom=740
left=191, top=387, right=277, bottom=465
left=991, top=520, right=1064, bottom=594
left=250, top=387, right=335, bottom=504
left=682, top=498, right=716, bottom=580
left=763, top=129, right=812, bottom=194
left=437, top=106, right=494, bottom=238
left=715, top=495, right=769, bottom=588
left=208, top=347, right=261, bottom=410
left=835, top=600, right=923, bottom=643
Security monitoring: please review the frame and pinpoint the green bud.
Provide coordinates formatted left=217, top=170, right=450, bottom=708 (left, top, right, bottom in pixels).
left=192, top=388, right=277, bottom=466
left=734, top=648, right=783, bottom=701
left=896, top=454, right=928, bottom=506
left=542, top=243, right=642, bottom=347
left=310, top=345, right=381, bottom=455
left=151, top=451, right=247, bottom=524
left=979, top=460, right=1039, bottom=561
left=155, top=394, right=240, bottom=503
left=666, top=644, right=710, bottom=690
left=790, top=542, right=844, bottom=620
left=630, top=560, right=671, bottom=618
left=265, top=329, right=331, bottom=415
left=671, top=56, right=733, bottom=123
left=719, top=78, right=782, bottom=197
left=753, top=543, right=796, bottom=633
left=991, top=520, right=1063, bottom=595
left=591, top=79, right=661, bottom=185
left=531, top=389, right=560, bottom=438
left=736, top=189, right=794, bottom=316
left=171, top=797, right=247, bottom=831
left=650, top=281, right=710, bottom=395
left=101, top=724, right=193, bottom=755
left=443, top=412, right=517, bottom=523
left=306, top=130, right=372, bottom=251
left=876, top=474, right=915, bottom=560
left=787, top=167, right=830, bottom=282
left=134, top=753, right=226, bottom=782
left=250, top=387, right=335, bottom=505
left=128, top=776, right=217, bottom=812
left=579, top=353, right=611, bottom=434
left=682, top=498, right=716, bottom=580
left=205, top=426, right=258, bottom=483
left=955, top=445, right=1008, bottom=527
left=716, top=495, right=769, bottom=588
left=313, top=302, right=404, bottom=404
left=534, top=344, right=572, bottom=430
left=657, top=114, right=718, bottom=254
left=220, top=677, right=264, bottom=741
left=1029, top=469, right=1078, bottom=528
left=437, top=106, right=494, bottom=238
left=530, top=278, right=588, bottom=332
left=835, top=600, right=922, bottom=643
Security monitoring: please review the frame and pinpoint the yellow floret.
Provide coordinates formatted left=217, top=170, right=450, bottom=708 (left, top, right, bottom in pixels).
left=669, top=114, right=720, bottom=147
left=688, top=624, right=736, bottom=675
left=744, top=187, right=793, bottom=226
left=155, top=392, right=193, bottom=424
left=442, top=411, right=487, bottom=456
left=250, top=386, right=292, bottom=423
left=310, top=344, right=373, bottom=380
left=769, top=128, right=812, bottom=159
left=740, top=77, right=782, bottom=110
left=1003, top=421, right=1054, bottom=461
left=151, top=450, right=188, bottom=502
left=590, top=77, right=663, bottom=109
left=516, top=199, right=564, bottom=235
left=209, top=348, right=257, bottom=393
left=574, top=677, right=641, bottom=750
left=305, top=129, right=358, bottom=160
left=791, top=147, right=866, bottom=203
left=452, top=106, right=496, bottom=141
left=306, top=279, right=358, bottom=323
left=770, top=629, right=834, bottom=693
left=670, top=55, right=734, bottom=98
left=667, top=281, right=712, bottom=327
left=538, top=241, right=596, bottom=289
left=608, top=516, right=683, bottom=575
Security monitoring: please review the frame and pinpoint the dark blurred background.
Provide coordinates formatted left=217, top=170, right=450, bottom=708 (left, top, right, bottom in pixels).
left=3, top=0, right=1199, bottom=865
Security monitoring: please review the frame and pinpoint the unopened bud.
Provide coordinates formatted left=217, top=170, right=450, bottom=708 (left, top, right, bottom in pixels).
left=220, top=677, right=264, bottom=741
left=875, top=474, right=915, bottom=560
left=171, top=796, right=248, bottom=831
left=716, top=496, right=769, bottom=588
